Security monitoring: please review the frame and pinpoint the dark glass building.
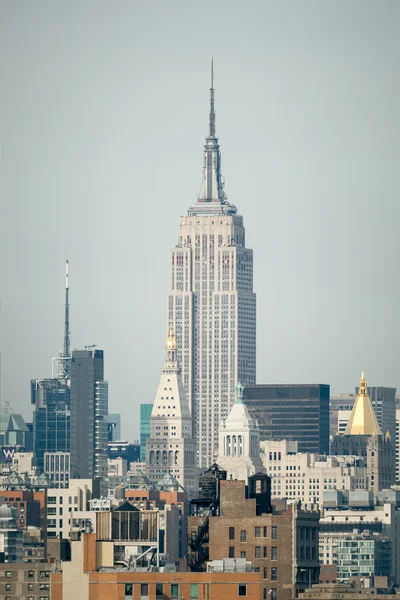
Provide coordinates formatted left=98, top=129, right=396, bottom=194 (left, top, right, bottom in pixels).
left=107, top=441, right=140, bottom=464
left=31, top=378, right=70, bottom=472
left=243, top=384, right=330, bottom=454
left=70, top=349, right=108, bottom=485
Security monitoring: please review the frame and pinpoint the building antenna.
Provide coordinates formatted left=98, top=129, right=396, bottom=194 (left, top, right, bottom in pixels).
left=52, top=260, right=72, bottom=380
left=64, top=260, right=71, bottom=364
left=209, top=57, right=216, bottom=138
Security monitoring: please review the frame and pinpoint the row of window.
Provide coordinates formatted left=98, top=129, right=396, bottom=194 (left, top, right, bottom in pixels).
left=229, top=526, right=278, bottom=541
left=229, top=546, right=278, bottom=560
left=124, top=582, right=251, bottom=599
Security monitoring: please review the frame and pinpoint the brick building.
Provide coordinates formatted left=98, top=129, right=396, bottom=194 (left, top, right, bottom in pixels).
left=189, top=473, right=320, bottom=600
left=49, top=532, right=261, bottom=600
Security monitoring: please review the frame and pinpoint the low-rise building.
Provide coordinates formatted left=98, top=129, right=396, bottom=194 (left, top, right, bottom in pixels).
left=51, top=532, right=261, bottom=600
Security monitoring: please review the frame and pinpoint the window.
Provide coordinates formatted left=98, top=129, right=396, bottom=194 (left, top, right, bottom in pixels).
left=263, top=567, right=268, bottom=579
left=271, top=568, right=277, bottom=581
left=238, top=584, right=247, bottom=597
left=29, top=597, right=34, bottom=600
left=263, top=546, right=267, bottom=558
left=40, top=583, right=50, bottom=590
left=271, top=589, right=277, bottom=600
left=229, top=526, right=235, bottom=540
left=40, top=571, right=50, bottom=579
left=263, top=526, right=267, bottom=537
left=125, top=584, right=133, bottom=597
left=240, top=530, right=247, bottom=542
left=156, top=583, right=163, bottom=599
left=255, top=526, right=261, bottom=537
left=271, top=547, right=277, bottom=560
left=6, top=584, right=11, bottom=591
left=28, top=571, right=34, bottom=579
left=190, top=583, right=199, bottom=599
left=171, top=583, right=179, bottom=599
left=272, top=526, right=277, bottom=539
left=255, top=546, right=261, bottom=558
left=6, top=571, right=11, bottom=578
left=240, top=551, right=246, bottom=558
left=263, top=590, right=268, bottom=599
left=28, top=583, right=34, bottom=590
left=229, top=546, right=235, bottom=558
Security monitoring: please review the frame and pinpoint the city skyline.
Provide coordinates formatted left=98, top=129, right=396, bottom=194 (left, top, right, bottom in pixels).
left=1, top=1, right=399, bottom=438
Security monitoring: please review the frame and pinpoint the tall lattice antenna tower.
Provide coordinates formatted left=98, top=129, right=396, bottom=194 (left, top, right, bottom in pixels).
left=52, top=260, right=71, bottom=380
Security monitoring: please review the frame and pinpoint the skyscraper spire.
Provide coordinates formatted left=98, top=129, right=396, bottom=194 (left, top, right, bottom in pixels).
left=197, top=59, right=229, bottom=206
left=63, top=260, right=71, bottom=377
left=209, top=58, right=216, bottom=138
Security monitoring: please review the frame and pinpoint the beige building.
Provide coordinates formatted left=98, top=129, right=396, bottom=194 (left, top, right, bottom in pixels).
left=217, top=383, right=265, bottom=482
left=145, top=330, right=197, bottom=492
left=167, top=67, right=256, bottom=469
left=46, top=479, right=93, bottom=539
left=261, top=439, right=366, bottom=507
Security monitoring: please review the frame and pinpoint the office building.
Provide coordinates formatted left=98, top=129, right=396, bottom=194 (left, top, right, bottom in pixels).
left=145, top=329, right=198, bottom=492
left=217, top=382, right=265, bottom=482
left=261, top=439, right=367, bottom=506
left=70, top=349, right=108, bottom=488
left=104, top=413, right=121, bottom=442
left=243, top=384, right=330, bottom=454
left=31, top=378, right=70, bottom=473
left=107, top=440, right=140, bottom=466
left=167, top=63, right=256, bottom=468
left=330, top=387, right=397, bottom=445
left=46, top=478, right=94, bottom=539
left=319, top=490, right=400, bottom=585
left=331, top=373, right=396, bottom=496
left=44, top=451, right=70, bottom=488
left=0, top=562, right=56, bottom=599
left=140, top=404, right=153, bottom=463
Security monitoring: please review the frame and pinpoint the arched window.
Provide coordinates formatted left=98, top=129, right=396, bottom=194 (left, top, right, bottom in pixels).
left=169, top=450, right=173, bottom=465
left=238, top=435, right=243, bottom=456
left=227, top=436, right=231, bottom=456
left=150, top=451, right=155, bottom=466
left=156, top=450, right=161, bottom=465
left=175, top=451, right=179, bottom=465
left=233, top=436, right=237, bottom=456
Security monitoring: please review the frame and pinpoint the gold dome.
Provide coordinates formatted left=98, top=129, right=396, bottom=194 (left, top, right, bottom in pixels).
left=166, top=326, right=177, bottom=350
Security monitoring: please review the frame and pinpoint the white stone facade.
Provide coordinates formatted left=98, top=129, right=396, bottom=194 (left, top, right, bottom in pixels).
left=145, top=331, right=198, bottom=492
left=261, top=439, right=366, bottom=507
left=217, top=384, right=264, bottom=482
left=46, top=479, right=93, bottom=539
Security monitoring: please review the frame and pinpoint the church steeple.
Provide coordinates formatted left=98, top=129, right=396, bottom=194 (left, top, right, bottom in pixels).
left=344, top=371, right=382, bottom=436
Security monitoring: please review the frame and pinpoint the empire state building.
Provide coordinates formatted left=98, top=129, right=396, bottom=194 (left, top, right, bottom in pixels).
left=167, top=63, right=256, bottom=468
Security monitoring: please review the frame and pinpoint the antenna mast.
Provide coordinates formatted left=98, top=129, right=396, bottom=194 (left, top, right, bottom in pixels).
left=52, top=260, right=71, bottom=380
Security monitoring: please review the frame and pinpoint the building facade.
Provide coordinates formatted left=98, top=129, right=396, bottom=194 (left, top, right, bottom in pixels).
left=104, top=413, right=121, bottom=442
left=70, top=349, right=108, bottom=487
left=167, top=66, right=256, bottom=468
left=217, top=383, right=265, bottom=482
left=140, top=404, right=153, bottom=463
left=188, top=476, right=320, bottom=600
left=331, top=373, right=396, bottom=496
left=261, top=439, right=367, bottom=506
left=44, top=451, right=70, bottom=488
left=31, top=378, right=70, bottom=473
left=243, top=385, right=330, bottom=454
left=145, top=330, right=198, bottom=492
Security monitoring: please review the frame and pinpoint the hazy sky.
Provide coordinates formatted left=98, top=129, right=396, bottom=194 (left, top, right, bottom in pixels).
left=1, top=1, right=399, bottom=440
